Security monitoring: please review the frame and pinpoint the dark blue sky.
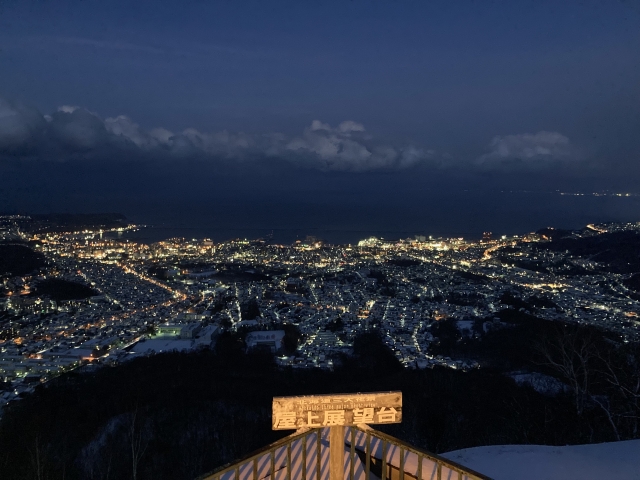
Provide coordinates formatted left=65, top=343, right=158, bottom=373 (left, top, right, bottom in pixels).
left=1, top=0, right=639, bottom=237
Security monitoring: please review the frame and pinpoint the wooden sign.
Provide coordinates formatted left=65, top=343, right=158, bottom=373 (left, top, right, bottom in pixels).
left=272, top=391, right=402, bottom=430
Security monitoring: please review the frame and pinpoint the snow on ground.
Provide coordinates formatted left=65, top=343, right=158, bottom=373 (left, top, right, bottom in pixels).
left=128, top=338, right=194, bottom=355
left=456, top=320, right=475, bottom=336
left=442, top=440, right=640, bottom=480
left=509, top=371, right=568, bottom=396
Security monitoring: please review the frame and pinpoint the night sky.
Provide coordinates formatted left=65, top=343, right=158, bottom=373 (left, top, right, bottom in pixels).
left=1, top=0, right=639, bottom=239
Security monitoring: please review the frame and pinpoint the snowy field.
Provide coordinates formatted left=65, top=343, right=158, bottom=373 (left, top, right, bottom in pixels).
left=128, top=338, right=194, bottom=355
left=442, top=440, right=640, bottom=480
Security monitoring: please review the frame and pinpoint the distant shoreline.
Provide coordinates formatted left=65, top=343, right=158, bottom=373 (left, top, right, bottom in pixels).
left=106, top=224, right=504, bottom=245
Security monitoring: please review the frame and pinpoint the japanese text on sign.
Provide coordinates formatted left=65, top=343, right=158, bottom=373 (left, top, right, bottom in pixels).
left=272, top=392, right=402, bottom=430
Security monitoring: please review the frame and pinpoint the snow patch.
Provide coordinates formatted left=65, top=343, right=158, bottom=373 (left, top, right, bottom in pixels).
left=442, top=440, right=640, bottom=480
left=509, top=371, right=569, bottom=396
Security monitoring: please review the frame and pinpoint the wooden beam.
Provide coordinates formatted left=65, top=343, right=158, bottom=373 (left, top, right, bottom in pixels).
left=330, top=425, right=344, bottom=480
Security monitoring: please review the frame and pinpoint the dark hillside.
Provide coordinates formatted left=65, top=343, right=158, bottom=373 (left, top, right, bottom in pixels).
left=32, top=278, right=99, bottom=301
left=537, top=231, right=640, bottom=273
left=0, top=244, right=45, bottom=277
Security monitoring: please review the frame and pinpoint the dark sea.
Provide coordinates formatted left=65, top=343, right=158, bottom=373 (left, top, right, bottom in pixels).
left=108, top=191, right=640, bottom=245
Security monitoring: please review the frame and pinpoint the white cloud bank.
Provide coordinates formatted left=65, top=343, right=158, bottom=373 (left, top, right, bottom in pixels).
left=284, top=120, right=429, bottom=171
left=1, top=97, right=582, bottom=173
left=477, top=131, right=578, bottom=168
left=0, top=98, right=433, bottom=172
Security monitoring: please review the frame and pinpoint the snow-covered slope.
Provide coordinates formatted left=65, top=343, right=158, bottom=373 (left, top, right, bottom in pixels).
left=442, top=440, right=640, bottom=480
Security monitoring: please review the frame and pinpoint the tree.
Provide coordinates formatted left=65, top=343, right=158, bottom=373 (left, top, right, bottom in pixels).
left=538, top=325, right=640, bottom=441
left=326, top=317, right=344, bottom=332
left=282, top=323, right=302, bottom=354
left=28, top=436, right=48, bottom=480
left=538, top=325, right=595, bottom=417
left=241, top=299, right=260, bottom=320
left=594, top=342, right=640, bottom=439
left=127, top=408, right=150, bottom=480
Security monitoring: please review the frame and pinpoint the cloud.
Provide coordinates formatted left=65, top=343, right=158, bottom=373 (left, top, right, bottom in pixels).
left=284, top=120, right=429, bottom=171
left=1, top=97, right=588, bottom=174
left=49, top=36, right=256, bottom=59
left=338, top=120, right=365, bottom=133
left=48, top=108, right=113, bottom=151
left=58, top=105, right=81, bottom=114
left=309, top=120, right=332, bottom=132
left=0, top=98, right=47, bottom=153
left=55, top=37, right=166, bottom=55
left=0, top=97, right=432, bottom=171
left=148, top=127, right=174, bottom=144
left=476, top=131, right=577, bottom=169
left=105, top=115, right=164, bottom=149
